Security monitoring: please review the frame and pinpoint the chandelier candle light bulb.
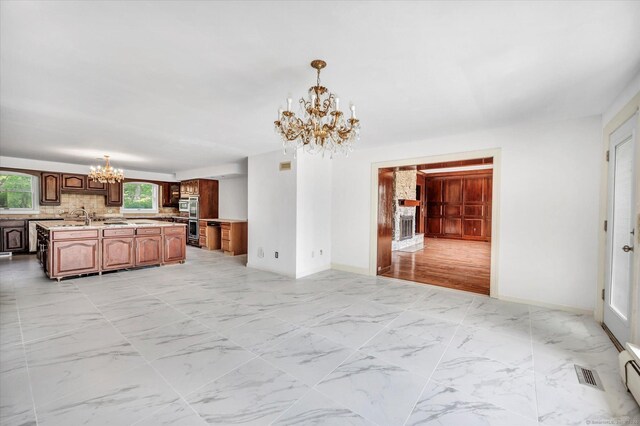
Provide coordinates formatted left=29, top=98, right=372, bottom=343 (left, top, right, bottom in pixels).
left=274, top=59, right=360, bottom=157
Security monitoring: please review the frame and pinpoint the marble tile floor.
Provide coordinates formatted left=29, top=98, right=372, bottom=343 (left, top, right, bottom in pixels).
left=0, top=247, right=638, bottom=425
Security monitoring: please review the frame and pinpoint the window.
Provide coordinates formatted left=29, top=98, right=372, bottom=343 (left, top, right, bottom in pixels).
left=122, top=182, right=158, bottom=212
left=0, top=172, right=39, bottom=214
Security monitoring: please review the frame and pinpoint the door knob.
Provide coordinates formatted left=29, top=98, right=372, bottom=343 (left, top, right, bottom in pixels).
left=622, top=245, right=634, bottom=252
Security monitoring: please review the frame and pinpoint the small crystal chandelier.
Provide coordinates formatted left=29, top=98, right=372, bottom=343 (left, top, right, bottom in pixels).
left=89, top=155, right=124, bottom=183
left=274, top=60, right=360, bottom=158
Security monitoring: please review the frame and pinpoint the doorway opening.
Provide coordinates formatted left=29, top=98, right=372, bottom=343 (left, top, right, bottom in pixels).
left=376, top=157, right=494, bottom=295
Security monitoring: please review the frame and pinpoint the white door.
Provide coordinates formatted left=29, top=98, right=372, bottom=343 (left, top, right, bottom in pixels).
left=604, top=114, right=637, bottom=344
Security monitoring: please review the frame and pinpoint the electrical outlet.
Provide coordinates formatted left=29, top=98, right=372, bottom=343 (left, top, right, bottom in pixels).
left=320, top=249, right=323, bottom=255
left=257, top=247, right=264, bottom=258
left=275, top=251, right=279, bottom=259
left=311, top=251, right=314, bottom=258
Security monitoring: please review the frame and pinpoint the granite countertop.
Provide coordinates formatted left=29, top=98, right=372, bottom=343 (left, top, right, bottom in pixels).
left=198, top=218, right=247, bottom=223
left=35, top=219, right=186, bottom=231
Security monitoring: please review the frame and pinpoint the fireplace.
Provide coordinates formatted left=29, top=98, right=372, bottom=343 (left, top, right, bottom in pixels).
left=400, top=215, right=414, bottom=240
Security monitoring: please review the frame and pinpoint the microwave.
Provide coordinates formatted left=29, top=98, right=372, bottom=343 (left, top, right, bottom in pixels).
left=178, top=199, right=189, bottom=212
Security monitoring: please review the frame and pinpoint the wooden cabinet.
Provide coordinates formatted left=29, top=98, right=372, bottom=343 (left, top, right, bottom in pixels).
left=180, top=179, right=198, bottom=196
left=179, top=179, right=219, bottom=218
left=87, top=179, right=106, bottom=191
left=198, top=219, right=207, bottom=247
left=38, top=223, right=186, bottom=280
left=162, top=182, right=180, bottom=207
left=106, top=182, right=123, bottom=206
left=163, top=229, right=186, bottom=263
left=425, top=172, right=492, bottom=241
left=102, top=237, right=134, bottom=270
left=0, top=221, right=27, bottom=252
left=52, top=239, right=99, bottom=277
left=40, top=172, right=61, bottom=205
left=135, top=235, right=162, bottom=266
left=61, top=174, right=86, bottom=191
left=220, top=222, right=247, bottom=256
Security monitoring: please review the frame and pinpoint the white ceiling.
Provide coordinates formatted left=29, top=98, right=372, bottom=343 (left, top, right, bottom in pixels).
left=1, top=1, right=639, bottom=174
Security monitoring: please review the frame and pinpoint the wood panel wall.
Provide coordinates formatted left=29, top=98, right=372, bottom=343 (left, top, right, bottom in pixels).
left=424, top=170, right=492, bottom=241
left=377, top=168, right=394, bottom=275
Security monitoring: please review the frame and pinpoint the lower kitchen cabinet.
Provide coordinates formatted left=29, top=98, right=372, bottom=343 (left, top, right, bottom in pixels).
left=221, top=222, right=247, bottom=256
left=135, top=235, right=162, bottom=266
left=1, top=222, right=27, bottom=252
left=102, top=237, right=134, bottom=270
left=51, top=239, right=99, bottom=276
left=163, top=232, right=186, bottom=263
left=37, top=223, right=187, bottom=280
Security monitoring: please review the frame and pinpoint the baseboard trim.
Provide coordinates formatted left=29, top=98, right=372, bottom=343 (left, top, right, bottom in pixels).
left=330, top=263, right=371, bottom=276
left=296, top=264, right=331, bottom=279
left=245, top=263, right=295, bottom=278
left=496, top=295, right=593, bottom=316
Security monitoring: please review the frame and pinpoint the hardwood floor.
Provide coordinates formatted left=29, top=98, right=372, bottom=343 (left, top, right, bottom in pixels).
left=383, top=237, right=491, bottom=295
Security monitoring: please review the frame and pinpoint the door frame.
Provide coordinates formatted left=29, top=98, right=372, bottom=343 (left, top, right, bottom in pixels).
left=597, top=99, right=640, bottom=344
left=603, top=116, right=637, bottom=343
left=369, top=148, right=502, bottom=297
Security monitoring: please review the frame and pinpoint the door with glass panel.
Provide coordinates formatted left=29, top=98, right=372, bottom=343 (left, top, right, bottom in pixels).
left=604, top=114, right=637, bottom=344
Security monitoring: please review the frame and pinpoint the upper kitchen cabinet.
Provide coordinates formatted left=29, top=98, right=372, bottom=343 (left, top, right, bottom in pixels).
left=180, top=179, right=199, bottom=196
left=86, top=178, right=107, bottom=191
left=162, top=182, right=180, bottom=207
left=198, top=179, right=219, bottom=218
left=105, top=181, right=123, bottom=206
left=180, top=179, right=218, bottom=218
left=61, top=174, right=86, bottom=191
left=40, top=172, right=61, bottom=205
left=62, top=174, right=107, bottom=192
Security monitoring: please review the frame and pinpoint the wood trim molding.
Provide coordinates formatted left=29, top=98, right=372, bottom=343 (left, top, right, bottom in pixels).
left=596, top=91, right=640, bottom=343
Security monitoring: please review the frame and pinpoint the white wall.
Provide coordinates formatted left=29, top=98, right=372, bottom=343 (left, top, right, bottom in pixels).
left=296, top=154, right=332, bottom=278
left=247, top=151, right=297, bottom=276
left=218, top=177, right=248, bottom=219
left=602, top=72, right=640, bottom=126
left=331, top=116, right=602, bottom=311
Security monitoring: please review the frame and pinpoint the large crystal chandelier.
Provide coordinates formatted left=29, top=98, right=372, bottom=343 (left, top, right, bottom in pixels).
left=274, top=60, right=360, bottom=158
left=88, top=155, right=124, bottom=183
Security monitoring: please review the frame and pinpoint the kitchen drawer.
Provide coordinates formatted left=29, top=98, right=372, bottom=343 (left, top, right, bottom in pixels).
left=136, top=227, right=161, bottom=235
left=199, top=237, right=207, bottom=247
left=221, top=228, right=230, bottom=240
left=199, top=227, right=206, bottom=236
left=52, top=229, right=99, bottom=240
left=221, top=239, right=230, bottom=252
left=220, top=223, right=231, bottom=230
left=164, top=226, right=185, bottom=235
left=103, top=228, right=135, bottom=237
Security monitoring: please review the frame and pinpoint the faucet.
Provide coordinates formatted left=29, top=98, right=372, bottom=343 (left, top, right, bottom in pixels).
left=69, top=208, right=91, bottom=226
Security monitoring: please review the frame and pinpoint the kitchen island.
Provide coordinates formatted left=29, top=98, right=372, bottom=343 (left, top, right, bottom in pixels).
left=35, top=219, right=187, bottom=281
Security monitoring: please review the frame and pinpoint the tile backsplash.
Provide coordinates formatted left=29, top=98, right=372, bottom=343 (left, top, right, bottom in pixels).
left=2, top=193, right=178, bottom=219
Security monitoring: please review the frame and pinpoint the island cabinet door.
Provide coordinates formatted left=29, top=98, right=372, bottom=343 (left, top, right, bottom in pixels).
left=163, top=233, right=186, bottom=263
left=102, top=238, right=134, bottom=270
left=52, top=240, right=99, bottom=277
left=135, top=235, right=162, bottom=266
